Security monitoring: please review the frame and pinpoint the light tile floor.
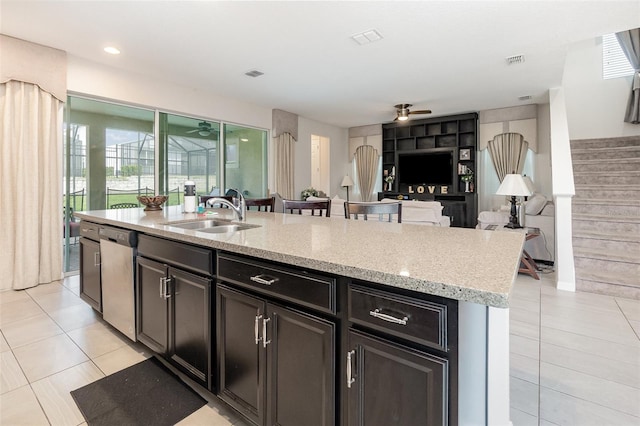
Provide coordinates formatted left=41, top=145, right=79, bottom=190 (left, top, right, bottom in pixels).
left=510, top=270, right=640, bottom=425
left=1, top=273, right=638, bottom=425
left=0, top=275, right=247, bottom=426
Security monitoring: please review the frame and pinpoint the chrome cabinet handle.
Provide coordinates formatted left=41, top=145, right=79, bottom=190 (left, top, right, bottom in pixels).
left=369, top=309, right=408, bottom=326
left=255, top=314, right=263, bottom=345
left=262, top=317, right=271, bottom=348
left=159, top=277, right=171, bottom=299
left=250, top=274, right=278, bottom=286
left=347, top=350, right=356, bottom=388
left=164, top=277, right=172, bottom=299
left=94, top=252, right=101, bottom=267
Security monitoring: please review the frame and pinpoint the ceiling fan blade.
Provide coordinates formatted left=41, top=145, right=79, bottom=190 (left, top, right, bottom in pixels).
left=186, top=129, right=199, bottom=133
left=409, top=109, right=432, bottom=115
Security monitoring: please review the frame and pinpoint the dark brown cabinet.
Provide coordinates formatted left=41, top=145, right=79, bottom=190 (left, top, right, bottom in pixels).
left=79, top=222, right=102, bottom=312
left=346, top=330, right=448, bottom=426
left=346, top=283, right=457, bottom=426
left=79, top=237, right=101, bottom=312
left=217, top=284, right=335, bottom=426
left=136, top=235, right=213, bottom=388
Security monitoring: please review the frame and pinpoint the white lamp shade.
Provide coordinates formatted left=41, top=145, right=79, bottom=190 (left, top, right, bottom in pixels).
left=522, top=175, right=535, bottom=193
left=341, top=175, right=354, bottom=187
left=496, top=174, right=533, bottom=197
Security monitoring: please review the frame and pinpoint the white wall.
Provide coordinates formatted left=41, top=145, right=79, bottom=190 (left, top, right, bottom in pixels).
left=296, top=116, right=349, bottom=199
left=563, top=38, right=640, bottom=139
left=68, top=56, right=272, bottom=130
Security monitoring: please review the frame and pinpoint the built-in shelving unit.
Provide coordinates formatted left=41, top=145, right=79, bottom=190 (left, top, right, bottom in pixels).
left=379, top=112, right=478, bottom=228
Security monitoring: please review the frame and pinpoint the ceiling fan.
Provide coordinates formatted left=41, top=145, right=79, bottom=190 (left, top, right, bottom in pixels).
left=394, top=104, right=432, bottom=122
left=186, top=121, right=215, bottom=137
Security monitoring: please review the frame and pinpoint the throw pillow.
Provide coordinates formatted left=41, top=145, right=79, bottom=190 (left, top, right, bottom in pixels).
left=525, top=193, right=547, bottom=215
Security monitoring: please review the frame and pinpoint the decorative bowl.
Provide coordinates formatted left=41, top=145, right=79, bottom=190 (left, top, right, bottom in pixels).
left=137, top=195, right=168, bottom=211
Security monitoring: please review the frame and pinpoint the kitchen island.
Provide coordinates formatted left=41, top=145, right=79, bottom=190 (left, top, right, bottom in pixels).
left=76, top=205, right=523, bottom=426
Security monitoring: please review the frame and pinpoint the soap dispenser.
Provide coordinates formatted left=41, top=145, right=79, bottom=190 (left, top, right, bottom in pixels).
left=184, top=180, right=196, bottom=213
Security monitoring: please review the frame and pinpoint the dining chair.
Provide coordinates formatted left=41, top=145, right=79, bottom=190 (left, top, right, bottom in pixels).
left=245, top=197, right=275, bottom=212
left=282, top=199, right=331, bottom=217
left=344, top=201, right=402, bottom=223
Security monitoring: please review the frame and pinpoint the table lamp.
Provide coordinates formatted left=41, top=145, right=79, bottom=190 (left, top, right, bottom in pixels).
left=341, top=175, right=354, bottom=202
left=496, top=174, right=533, bottom=228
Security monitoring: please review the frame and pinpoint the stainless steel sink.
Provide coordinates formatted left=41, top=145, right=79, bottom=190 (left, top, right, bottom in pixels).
left=166, top=219, right=260, bottom=233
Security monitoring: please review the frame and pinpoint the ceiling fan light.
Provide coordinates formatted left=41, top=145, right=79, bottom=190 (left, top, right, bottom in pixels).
left=397, top=115, right=409, bottom=121
left=198, top=130, right=210, bottom=137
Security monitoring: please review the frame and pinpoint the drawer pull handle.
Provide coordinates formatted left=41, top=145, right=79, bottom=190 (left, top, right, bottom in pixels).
left=250, top=274, right=278, bottom=286
left=369, top=309, right=408, bottom=326
left=262, top=317, right=271, bottom=348
left=255, top=314, right=263, bottom=345
left=346, top=350, right=356, bottom=388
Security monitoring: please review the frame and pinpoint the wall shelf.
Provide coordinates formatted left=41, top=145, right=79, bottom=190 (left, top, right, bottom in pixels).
left=380, top=113, right=478, bottom=228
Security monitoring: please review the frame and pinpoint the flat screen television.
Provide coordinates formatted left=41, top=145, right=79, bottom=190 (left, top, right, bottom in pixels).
left=397, top=151, right=453, bottom=186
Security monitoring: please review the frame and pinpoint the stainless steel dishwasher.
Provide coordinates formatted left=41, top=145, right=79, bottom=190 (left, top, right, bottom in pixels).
left=99, top=225, right=137, bottom=341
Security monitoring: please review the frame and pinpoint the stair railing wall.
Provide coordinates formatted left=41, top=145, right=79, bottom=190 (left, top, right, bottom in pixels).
left=549, top=87, right=576, bottom=292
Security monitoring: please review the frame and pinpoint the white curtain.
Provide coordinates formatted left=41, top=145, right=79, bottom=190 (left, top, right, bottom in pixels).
left=274, top=132, right=295, bottom=199
left=487, top=133, right=529, bottom=182
left=616, top=28, right=640, bottom=124
left=0, top=81, right=63, bottom=290
left=354, top=145, right=379, bottom=201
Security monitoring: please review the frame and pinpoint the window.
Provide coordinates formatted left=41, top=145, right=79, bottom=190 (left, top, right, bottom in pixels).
left=603, top=33, right=634, bottom=79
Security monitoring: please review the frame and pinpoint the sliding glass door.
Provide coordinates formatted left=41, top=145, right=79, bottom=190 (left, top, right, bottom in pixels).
left=223, top=124, right=268, bottom=198
left=158, top=113, right=219, bottom=197
left=63, top=97, right=154, bottom=273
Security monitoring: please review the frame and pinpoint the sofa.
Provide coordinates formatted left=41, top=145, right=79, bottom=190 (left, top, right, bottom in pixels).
left=477, top=193, right=555, bottom=262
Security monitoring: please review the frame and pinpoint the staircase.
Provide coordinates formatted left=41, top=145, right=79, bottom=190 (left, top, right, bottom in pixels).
left=570, top=136, right=640, bottom=299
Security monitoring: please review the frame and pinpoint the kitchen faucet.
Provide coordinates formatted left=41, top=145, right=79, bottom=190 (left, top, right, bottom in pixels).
left=205, top=190, right=246, bottom=222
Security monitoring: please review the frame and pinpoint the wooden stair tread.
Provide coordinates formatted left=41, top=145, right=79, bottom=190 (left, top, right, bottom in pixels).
left=575, top=268, right=640, bottom=287
left=573, top=213, right=640, bottom=223
left=572, top=198, right=640, bottom=206
left=573, top=247, right=640, bottom=263
left=573, top=230, right=640, bottom=243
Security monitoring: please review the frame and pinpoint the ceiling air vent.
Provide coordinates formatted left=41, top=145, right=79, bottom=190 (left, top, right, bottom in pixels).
left=351, top=29, right=383, bottom=45
left=505, top=55, right=525, bottom=65
left=518, top=95, right=532, bottom=101
left=245, top=70, right=264, bottom=78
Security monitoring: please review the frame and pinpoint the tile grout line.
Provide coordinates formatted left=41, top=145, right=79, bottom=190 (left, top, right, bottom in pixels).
left=536, top=382, right=640, bottom=422
left=615, top=298, right=640, bottom=341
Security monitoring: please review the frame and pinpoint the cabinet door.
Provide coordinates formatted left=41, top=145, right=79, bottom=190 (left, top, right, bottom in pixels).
left=217, top=285, right=266, bottom=426
left=79, top=238, right=101, bottom=312
left=170, top=267, right=211, bottom=388
left=266, top=304, right=335, bottom=426
left=347, top=330, right=448, bottom=426
left=136, top=256, right=169, bottom=353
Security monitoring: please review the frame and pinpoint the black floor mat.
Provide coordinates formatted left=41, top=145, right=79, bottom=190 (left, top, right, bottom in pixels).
left=71, top=357, right=206, bottom=426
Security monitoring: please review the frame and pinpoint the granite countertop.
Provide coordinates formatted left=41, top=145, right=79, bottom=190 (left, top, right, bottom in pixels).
left=75, top=205, right=524, bottom=308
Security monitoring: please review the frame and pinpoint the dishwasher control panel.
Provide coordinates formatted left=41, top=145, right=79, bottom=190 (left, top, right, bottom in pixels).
left=99, top=226, right=137, bottom=247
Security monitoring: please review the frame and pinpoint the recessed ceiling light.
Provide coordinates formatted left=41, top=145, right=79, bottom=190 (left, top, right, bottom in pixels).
left=104, top=46, right=120, bottom=55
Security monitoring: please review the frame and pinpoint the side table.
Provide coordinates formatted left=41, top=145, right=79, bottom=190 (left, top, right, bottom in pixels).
left=485, top=225, right=541, bottom=280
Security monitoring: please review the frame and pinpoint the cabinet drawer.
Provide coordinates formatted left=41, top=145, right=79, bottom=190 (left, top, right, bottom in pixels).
left=79, top=221, right=100, bottom=241
left=217, top=253, right=336, bottom=314
left=348, top=284, right=447, bottom=351
left=137, top=234, right=213, bottom=276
